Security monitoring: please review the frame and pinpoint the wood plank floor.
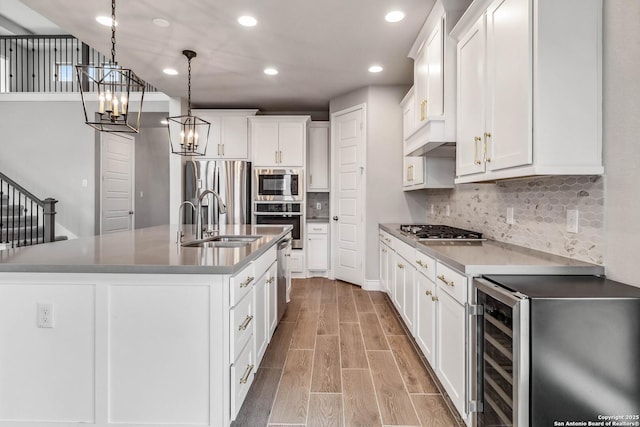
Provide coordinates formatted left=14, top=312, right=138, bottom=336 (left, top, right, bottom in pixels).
left=232, top=278, right=464, bottom=427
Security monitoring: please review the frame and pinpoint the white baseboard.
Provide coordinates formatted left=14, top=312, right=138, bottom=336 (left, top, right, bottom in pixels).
left=363, top=279, right=382, bottom=291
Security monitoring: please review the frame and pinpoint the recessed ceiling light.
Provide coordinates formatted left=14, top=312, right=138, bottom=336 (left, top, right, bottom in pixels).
left=152, top=18, right=170, bottom=28
left=160, top=120, right=169, bottom=125
left=264, top=68, right=278, bottom=76
left=96, top=16, right=117, bottom=27
left=163, top=68, right=178, bottom=75
left=238, top=16, right=257, bottom=27
left=385, top=11, right=405, bottom=23
left=369, top=65, right=383, bottom=73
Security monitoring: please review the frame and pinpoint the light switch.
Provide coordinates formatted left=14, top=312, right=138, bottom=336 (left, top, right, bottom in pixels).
left=566, top=209, right=579, bottom=233
left=507, top=207, right=514, bottom=225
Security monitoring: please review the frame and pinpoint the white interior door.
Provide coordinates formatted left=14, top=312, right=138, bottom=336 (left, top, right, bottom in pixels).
left=101, top=133, right=134, bottom=234
left=331, top=105, right=365, bottom=286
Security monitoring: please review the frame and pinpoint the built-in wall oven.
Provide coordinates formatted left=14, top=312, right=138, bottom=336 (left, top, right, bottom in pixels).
left=254, top=202, right=303, bottom=249
left=254, top=169, right=303, bottom=201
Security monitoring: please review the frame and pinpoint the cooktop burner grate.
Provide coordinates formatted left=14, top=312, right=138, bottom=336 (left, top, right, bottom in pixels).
left=399, top=224, right=484, bottom=241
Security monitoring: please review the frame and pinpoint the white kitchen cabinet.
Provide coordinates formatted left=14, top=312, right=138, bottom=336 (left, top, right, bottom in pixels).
left=307, top=121, right=330, bottom=191
left=393, top=252, right=406, bottom=313
left=307, top=223, right=329, bottom=272
left=250, top=116, right=310, bottom=167
left=416, top=272, right=437, bottom=366
left=401, top=88, right=416, bottom=140
left=452, top=0, right=603, bottom=183
left=193, top=109, right=258, bottom=159
left=379, top=235, right=391, bottom=294
left=289, top=249, right=305, bottom=279
left=267, top=263, right=278, bottom=337
left=255, top=260, right=277, bottom=365
left=403, top=155, right=455, bottom=190
left=403, top=0, right=466, bottom=156
left=393, top=252, right=416, bottom=334
left=436, top=288, right=466, bottom=417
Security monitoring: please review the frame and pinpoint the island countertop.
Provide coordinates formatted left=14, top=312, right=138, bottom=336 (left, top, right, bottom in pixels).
left=380, top=223, right=604, bottom=276
left=0, top=224, right=292, bottom=275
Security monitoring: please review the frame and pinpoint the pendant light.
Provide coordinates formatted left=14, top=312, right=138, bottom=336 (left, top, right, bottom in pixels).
left=166, top=50, right=210, bottom=156
left=75, top=0, right=146, bottom=133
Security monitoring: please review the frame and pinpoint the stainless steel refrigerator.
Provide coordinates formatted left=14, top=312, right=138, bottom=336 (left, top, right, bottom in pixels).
left=184, top=160, right=251, bottom=226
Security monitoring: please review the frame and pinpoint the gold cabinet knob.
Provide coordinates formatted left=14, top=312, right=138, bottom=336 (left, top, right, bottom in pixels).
left=425, top=290, right=432, bottom=296
left=432, top=296, right=439, bottom=302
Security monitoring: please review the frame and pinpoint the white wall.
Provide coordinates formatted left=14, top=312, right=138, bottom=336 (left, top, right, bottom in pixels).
left=603, top=1, right=640, bottom=287
left=0, top=98, right=96, bottom=237
left=0, top=94, right=170, bottom=238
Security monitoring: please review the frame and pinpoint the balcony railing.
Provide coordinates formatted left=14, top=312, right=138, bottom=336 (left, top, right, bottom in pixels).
left=0, top=35, right=156, bottom=93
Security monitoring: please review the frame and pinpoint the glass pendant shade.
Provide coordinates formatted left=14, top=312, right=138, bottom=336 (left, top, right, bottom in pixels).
left=76, top=65, right=145, bottom=132
left=167, top=49, right=210, bottom=156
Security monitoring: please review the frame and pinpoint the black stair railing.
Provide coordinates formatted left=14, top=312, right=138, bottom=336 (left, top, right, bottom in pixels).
left=0, top=35, right=156, bottom=94
left=0, top=172, right=57, bottom=248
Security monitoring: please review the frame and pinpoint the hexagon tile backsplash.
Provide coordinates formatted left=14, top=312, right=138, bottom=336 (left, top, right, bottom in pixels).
left=424, top=175, right=604, bottom=264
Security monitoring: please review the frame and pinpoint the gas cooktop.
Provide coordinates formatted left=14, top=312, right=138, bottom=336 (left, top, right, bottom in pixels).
left=399, top=224, right=484, bottom=241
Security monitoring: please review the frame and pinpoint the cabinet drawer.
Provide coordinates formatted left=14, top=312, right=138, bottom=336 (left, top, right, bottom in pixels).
left=230, top=263, right=256, bottom=306
left=230, top=291, right=254, bottom=362
left=230, top=340, right=255, bottom=420
left=253, top=245, right=277, bottom=279
left=414, top=250, right=436, bottom=282
left=379, top=230, right=393, bottom=247
left=395, top=238, right=414, bottom=265
left=308, top=223, right=329, bottom=234
left=435, top=262, right=467, bottom=304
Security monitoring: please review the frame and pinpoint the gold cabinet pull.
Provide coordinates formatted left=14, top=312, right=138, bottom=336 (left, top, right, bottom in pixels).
left=474, top=136, right=482, bottom=165
left=484, top=132, right=492, bottom=163
left=416, top=260, right=428, bottom=269
left=397, top=263, right=405, bottom=269
left=432, top=296, right=439, bottom=302
left=437, top=274, right=455, bottom=287
left=240, top=276, right=254, bottom=288
left=239, top=364, right=254, bottom=384
left=420, top=99, right=428, bottom=121
left=239, top=315, right=254, bottom=331
left=425, top=290, right=432, bottom=296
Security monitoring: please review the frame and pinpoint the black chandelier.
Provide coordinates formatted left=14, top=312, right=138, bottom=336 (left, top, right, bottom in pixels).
left=166, top=50, right=210, bottom=156
left=75, top=0, right=145, bottom=133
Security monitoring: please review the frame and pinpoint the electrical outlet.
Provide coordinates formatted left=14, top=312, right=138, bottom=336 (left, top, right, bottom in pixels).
left=37, top=303, right=54, bottom=328
left=566, top=209, right=579, bottom=233
left=140, top=191, right=144, bottom=198
left=445, top=205, right=451, bottom=217
left=430, top=204, right=434, bottom=215
left=81, top=179, right=88, bottom=188
left=507, top=207, right=514, bottom=225
left=316, top=202, right=322, bottom=210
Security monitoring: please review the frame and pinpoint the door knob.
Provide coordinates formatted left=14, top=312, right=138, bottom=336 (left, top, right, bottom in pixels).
left=333, top=216, right=338, bottom=221
left=129, top=210, right=134, bottom=215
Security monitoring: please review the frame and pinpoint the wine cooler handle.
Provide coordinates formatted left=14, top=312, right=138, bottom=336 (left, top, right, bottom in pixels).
left=468, top=303, right=484, bottom=414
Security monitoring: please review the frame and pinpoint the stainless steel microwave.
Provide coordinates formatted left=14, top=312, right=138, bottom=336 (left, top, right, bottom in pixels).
left=254, top=168, right=303, bottom=201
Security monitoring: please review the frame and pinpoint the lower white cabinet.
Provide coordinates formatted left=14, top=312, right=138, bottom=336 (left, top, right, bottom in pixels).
left=415, top=272, right=436, bottom=366
left=254, top=260, right=277, bottom=367
left=379, top=238, right=390, bottom=293
left=393, top=253, right=406, bottom=314
left=267, top=263, right=278, bottom=337
left=307, top=223, right=329, bottom=272
left=436, top=288, right=466, bottom=416
left=230, top=340, right=254, bottom=419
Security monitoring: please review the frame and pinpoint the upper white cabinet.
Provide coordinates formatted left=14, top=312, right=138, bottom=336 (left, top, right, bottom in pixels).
left=404, top=0, right=469, bottom=156
left=250, top=116, right=310, bottom=167
left=192, top=109, right=258, bottom=159
left=451, top=0, right=603, bottom=183
left=307, top=121, right=330, bottom=191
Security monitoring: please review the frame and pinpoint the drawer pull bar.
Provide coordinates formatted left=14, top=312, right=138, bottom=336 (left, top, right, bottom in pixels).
left=239, top=315, right=254, bottom=331
left=239, top=364, right=254, bottom=384
left=437, top=274, right=455, bottom=287
left=432, top=296, right=439, bottom=302
left=240, top=276, right=254, bottom=288
left=416, top=260, right=428, bottom=269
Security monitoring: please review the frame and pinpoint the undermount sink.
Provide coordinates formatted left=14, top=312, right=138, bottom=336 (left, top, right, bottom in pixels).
left=181, top=235, right=260, bottom=248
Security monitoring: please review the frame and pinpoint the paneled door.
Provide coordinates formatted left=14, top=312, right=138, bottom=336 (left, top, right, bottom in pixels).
left=101, top=133, right=134, bottom=233
left=331, top=105, right=364, bottom=286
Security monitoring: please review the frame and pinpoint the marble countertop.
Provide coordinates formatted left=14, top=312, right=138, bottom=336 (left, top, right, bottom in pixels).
left=380, top=224, right=604, bottom=276
left=0, top=224, right=292, bottom=275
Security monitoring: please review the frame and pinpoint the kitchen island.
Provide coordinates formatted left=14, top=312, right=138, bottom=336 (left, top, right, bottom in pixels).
left=0, top=224, right=291, bottom=427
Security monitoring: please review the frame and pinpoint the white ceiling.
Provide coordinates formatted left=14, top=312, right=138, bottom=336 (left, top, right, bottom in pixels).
left=10, top=0, right=435, bottom=111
